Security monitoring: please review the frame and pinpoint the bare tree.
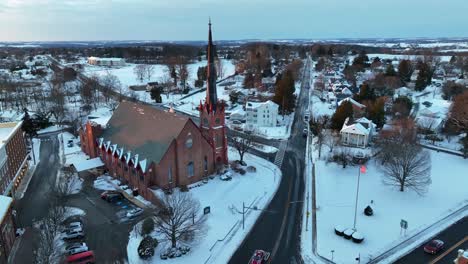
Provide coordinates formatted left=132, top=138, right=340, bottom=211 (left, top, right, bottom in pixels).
left=216, top=58, right=225, bottom=79
left=230, top=134, right=253, bottom=164
left=154, top=192, right=206, bottom=248
left=134, top=64, right=146, bottom=83
left=101, top=71, right=120, bottom=103
left=145, top=64, right=155, bottom=82
left=380, top=143, right=431, bottom=194
left=48, top=86, right=68, bottom=126
left=324, top=130, right=339, bottom=153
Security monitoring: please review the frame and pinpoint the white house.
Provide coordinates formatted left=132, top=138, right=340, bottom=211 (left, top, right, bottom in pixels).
left=245, top=100, right=278, bottom=130
left=87, top=57, right=126, bottom=67
left=340, top=117, right=376, bottom=148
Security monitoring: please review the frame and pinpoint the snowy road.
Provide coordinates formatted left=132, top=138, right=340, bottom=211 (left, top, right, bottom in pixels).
left=229, top=58, right=312, bottom=264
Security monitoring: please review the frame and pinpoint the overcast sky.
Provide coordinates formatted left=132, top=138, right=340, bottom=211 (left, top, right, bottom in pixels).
left=1, top=0, right=467, bottom=42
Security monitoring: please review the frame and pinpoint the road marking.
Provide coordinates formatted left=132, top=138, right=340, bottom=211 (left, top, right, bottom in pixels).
left=429, top=236, right=468, bottom=264
left=274, top=140, right=288, bottom=167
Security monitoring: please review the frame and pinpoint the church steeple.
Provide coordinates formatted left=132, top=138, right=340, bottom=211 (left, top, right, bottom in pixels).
left=206, top=18, right=218, bottom=110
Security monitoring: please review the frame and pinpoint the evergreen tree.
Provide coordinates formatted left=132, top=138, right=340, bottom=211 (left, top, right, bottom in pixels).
left=398, top=59, right=413, bottom=83
left=330, top=101, right=354, bottom=130
left=243, top=72, right=255, bottom=88
left=273, top=70, right=296, bottom=114
left=385, top=64, right=397, bottom=76
left=367, top=98, right=386, bottom=128
left=355, top=83, right=376, bottom=102
left=150, top=87, right=163, bottom=103
left=22, top=108, right=38, bottom=138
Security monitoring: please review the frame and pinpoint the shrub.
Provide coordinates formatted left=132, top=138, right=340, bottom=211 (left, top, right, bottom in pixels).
left=141, top=217, right=155, bottom=236
left=180, top=185, right=189, bottom=192
left=138, top=236, right=158, bottom=259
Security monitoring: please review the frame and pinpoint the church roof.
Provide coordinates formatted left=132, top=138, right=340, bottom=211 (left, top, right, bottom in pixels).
left=101, top=101, right=189, bottom=164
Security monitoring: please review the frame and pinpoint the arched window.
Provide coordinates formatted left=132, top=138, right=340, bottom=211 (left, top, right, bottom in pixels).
left=187, top=161, right=194, bottom=177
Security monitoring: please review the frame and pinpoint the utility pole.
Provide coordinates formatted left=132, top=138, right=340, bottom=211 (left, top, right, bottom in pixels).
left=353, top=166, right=365, bottom=230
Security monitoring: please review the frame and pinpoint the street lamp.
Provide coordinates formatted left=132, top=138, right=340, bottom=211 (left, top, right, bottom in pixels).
left=331, top=250, right=335, bottom=261
left=238, top=202, right=276, bottom=229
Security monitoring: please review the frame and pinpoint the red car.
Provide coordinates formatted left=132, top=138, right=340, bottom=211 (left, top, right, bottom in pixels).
left=423, top=239, right=444, bottom=254
left=249, top=250, right=270, bottom=264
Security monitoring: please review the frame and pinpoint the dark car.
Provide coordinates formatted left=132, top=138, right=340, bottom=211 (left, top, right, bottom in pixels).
left=106, top=193, right=124, bottom=203
left=100, top=190, right=119, bottom=200
left=249, top=250, right=270, bottom=264
left=423, top=239, right=444, bottom=254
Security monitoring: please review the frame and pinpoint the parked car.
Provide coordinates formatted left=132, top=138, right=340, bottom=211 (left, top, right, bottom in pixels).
left=249, top=250, right=270, bottom=264
left=67, top=243, right=88, bottom=256
left=220, top=172, right=232, bottom=181
left=423, top=239, right=444, bottom=254
left=65, top=242, right=87, bottom=251
left=100, top=190, right=119, bottom=199
left=66, top=250, right=94, bottom=264
left=106, top=193, right=124, bottom=203
left=126, top=208, right=143, bottom=219
left=302, top=128, right=308, bottom=137
left=63, top=229, right=84, bottom=240
left=67, top=140, right=74, bottom=148
left=67, top=221, right=82, bottom=230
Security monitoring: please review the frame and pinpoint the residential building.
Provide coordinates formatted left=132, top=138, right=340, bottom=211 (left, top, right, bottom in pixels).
left=0, top=195, right=15, bottom=263
left=0, top=122, right=28, bottom=197
left=245, top=100, right=279, bottom=130
left=340, top=117, right=376, bottom=148
left=338, top=97, right=366, bottom=117
left=79, top=22, right=228, bottom=204
left=87, top=57, right=126, bottom=67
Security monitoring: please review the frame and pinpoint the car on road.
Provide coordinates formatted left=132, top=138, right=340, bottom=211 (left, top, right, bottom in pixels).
left=423, top=239, right=444, bottom=254
left=302, top=128, right=308, bottom=137
left=67, top=243, right=88, bottom=256
left=249, top=249, right=270, bottom=264
left=126, top=208, right=143, bottom=219
left=63, top=229, right=84, bottom=240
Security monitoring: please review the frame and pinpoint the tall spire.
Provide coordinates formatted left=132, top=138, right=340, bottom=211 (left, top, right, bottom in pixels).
left=206, top=18, right=217, bottom=111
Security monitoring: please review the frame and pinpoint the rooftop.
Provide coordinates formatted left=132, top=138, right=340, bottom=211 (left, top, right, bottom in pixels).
left=0, top=122, right=22, bottom=148
left=100, top=102, right=190, bottom=164
left=0, top=195, right=12, bottom=223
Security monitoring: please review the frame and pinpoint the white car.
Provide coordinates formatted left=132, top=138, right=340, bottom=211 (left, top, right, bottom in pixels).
left=126, top=208, right=143, bottom=219
left=63, top=229, right=84, bottom=240
left=66, top=243, right=88, bottom=255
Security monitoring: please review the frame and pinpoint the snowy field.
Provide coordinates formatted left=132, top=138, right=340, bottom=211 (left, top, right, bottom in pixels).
left=313, top=151, right=468, bottom=264
left=82, top=59, right=235, bottom=104
left=126, top=148, right=282, bottom=264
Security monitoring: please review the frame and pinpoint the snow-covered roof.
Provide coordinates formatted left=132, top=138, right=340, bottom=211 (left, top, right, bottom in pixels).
left=88, top=57, right=125, bottom=62
left=340, top=117, right=374, bottom=135
left=0, top=195, right=12, bottom=223
left=246, top=100, right=278, bottom=109
left=0, top=122, right=22, bottom=148
left=73, top=157, right=105, bottom=172
left=338, top=97, right=366, bottom=109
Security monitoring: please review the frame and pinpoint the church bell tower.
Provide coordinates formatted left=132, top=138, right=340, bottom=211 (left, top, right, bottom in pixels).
left=199, top=19, right=228, bottom=166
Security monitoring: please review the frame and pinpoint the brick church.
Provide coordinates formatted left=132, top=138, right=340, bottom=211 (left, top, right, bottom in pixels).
left=79, top=21, right=228, bottom=202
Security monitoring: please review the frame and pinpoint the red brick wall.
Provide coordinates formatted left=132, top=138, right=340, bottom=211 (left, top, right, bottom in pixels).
left=0, top=127, right=27, bottom=194
left=0, top=207, right=16, bottom=262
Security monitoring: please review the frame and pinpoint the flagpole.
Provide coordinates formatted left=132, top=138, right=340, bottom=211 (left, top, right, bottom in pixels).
left=353, top=166, right=362, bottom=230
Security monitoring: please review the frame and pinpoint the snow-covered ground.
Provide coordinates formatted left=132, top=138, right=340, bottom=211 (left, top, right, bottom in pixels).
left=126, top=148, right=282, bottom=264
left=82, top=59, right=235, bottom=104
left=58, top=132, right=90, bottom=166
left=308, top=150, right=468, bottom=264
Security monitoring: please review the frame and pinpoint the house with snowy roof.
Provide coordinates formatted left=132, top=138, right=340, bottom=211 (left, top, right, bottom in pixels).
left=340, top=117, right=376, bottom=148
left=245, top=100, right=279, bottom=130
left=338, top=97, right=366, bottom=117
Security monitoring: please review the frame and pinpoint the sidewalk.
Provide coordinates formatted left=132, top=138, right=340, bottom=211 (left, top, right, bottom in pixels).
left=8, top=227, right=35, bottom=264
left=14, top=161, right=38, bottom=200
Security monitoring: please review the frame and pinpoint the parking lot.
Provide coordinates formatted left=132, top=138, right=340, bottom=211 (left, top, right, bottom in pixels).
left=65, top=171, right=150, bottom=263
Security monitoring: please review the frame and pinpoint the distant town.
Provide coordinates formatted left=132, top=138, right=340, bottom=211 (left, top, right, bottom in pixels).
left=0, top=22, right=467, bottom=264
